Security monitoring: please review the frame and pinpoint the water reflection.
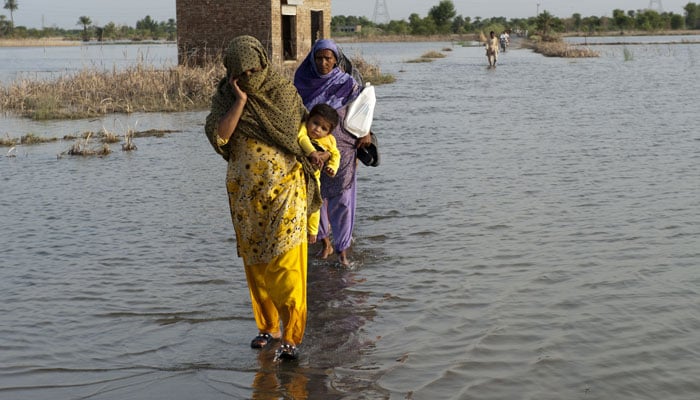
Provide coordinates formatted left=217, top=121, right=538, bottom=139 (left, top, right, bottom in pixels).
left=251, top=352, right=310, bottom=400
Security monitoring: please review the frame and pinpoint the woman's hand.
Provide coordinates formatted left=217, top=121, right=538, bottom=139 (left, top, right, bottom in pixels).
left=230, top=76, right=247, bottom=102
left=356, top=132, right=373, bottom=148
left=308, top=151, right=325, bottom=169
left=215, top=77, right=248, bottom=143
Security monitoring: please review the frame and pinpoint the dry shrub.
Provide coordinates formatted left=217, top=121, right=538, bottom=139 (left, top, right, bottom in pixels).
left=421, top=50, right=446, bottom=58
left=122, top=128, right=137, bottom=151
left=1, top=60, right=225, bottom=120
left=101, top=127, right=120, bottom=144
left=1, top=135, right=16, bottom=147
left=60, top=132, right=112, bottom=157
left=351, top=54, right=395, bottom=85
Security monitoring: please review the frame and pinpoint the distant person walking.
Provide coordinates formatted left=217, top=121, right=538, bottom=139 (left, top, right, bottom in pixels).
left=499, top=32, right=509, bottom=52
left=486, top=31, right=499, bottom=67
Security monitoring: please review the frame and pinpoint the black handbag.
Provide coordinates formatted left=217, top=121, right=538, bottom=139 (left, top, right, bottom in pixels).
left=357, top=132, right=380, bottom=167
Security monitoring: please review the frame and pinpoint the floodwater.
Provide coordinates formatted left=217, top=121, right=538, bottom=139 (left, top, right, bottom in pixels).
left=2, top=39, right=700, bottom=399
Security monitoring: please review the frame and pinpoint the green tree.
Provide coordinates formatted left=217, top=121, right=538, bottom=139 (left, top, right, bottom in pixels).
left=77, top=15, right=91, bottom=41
left=0, top=14, right=9, bottom=36
left=582, top=16, right=601, bottom=33
left=408, top=13, right=437, bottom=35
left=385, top=19, right=410, bottom=35
left=136, top=15, right=158, bottom=33
left=102, top=22, right=116, bottom=39
left=451, top=15, right=470, bottom=33
left=670, top=13, right=685, bottom=29
left=164, top=18, right=176, bottom=40
left=685, top=2, right=700, bottom=29
left=428, top=0, right=456, bottom=33
left=635, top=10, right=663, bottom=30
left=3, top=0, right=18, bottom=32
left=613, top=9, right=631, bottom=31
left=535, top=10, right=559, bottom=37
left=572, top=13, right=582, bottom=31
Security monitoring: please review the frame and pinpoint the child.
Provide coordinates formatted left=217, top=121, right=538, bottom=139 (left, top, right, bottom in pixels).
left=297, top=103, right=341, bottom=244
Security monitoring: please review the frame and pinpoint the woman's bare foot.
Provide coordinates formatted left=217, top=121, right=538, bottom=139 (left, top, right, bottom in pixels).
left=338, top=250, right=350, bottom=267
left=316, top=237, right=334, bottom=259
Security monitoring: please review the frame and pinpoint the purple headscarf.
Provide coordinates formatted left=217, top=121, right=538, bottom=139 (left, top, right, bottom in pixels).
left=294, top=39, right=361, bottom=110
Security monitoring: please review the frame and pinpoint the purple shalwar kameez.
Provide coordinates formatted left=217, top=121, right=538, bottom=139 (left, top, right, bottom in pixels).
left=317, top=109, right=358, bottom=253
left=294, top=39, right=364, bottom=255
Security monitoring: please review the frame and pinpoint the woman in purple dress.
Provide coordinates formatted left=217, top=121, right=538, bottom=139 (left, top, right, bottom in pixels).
left=294, top=39, right=373, bottom=266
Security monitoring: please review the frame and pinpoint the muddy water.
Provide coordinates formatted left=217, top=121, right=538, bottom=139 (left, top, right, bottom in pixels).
left=2, top=39, right=700, bottom=399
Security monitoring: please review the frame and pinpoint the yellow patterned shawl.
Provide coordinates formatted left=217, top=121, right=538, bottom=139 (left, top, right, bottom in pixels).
left=205, top=36, right=321, bottom=213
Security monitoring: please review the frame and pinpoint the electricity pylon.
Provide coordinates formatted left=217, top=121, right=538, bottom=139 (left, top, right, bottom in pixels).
left=648, top=0, right=664, bottom=12
left=373, top=0, right=390, bottom=24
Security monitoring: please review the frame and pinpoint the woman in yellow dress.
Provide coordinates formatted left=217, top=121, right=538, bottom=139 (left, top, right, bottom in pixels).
left=204, top=35, right=322, bottom=360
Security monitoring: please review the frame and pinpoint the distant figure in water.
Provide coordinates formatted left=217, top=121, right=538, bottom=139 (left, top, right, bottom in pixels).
left=486, top=31, right=499, bottom=67
left=499, top=31, right=509, bottom=52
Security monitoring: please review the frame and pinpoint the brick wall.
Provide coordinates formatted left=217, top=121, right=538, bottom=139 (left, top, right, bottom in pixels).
left=176, top=0, right=331, bottom=67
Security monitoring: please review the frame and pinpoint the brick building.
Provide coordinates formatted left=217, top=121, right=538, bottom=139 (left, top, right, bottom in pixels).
left=176, top=0, right=331, bottom=66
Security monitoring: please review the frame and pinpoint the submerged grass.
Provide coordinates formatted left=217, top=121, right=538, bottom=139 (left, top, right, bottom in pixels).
left=59, top=132, right=112, bottom=157
left=406, top=58, right=434, bottom=63
left=421, top=50, right=446, bottom=58
left=0, top=133, right=59, bottom=146
left=528, top=39, right=599, bottom=58
left=405, top=49, right=448, bottom=63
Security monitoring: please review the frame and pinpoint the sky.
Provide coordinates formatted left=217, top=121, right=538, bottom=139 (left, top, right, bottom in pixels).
left=5, top=0, right=693, bottom=30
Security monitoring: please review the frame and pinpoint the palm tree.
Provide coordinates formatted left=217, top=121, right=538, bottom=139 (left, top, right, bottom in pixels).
left=3, top=0, right=18, bottom=31
left=77, top=15, right=92, bottom=41
left=536, top=10, right=554, bottom=37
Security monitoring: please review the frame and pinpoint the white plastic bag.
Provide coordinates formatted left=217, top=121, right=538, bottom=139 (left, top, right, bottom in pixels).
left=344, top=83, right=375, bottom=138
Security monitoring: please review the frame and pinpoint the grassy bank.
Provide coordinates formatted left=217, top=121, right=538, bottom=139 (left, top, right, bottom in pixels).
left=0, top=38, right=81, bottom=47
left=1, top=62, right=224, bottom=120
left=1, top=54, right=392, bottom=120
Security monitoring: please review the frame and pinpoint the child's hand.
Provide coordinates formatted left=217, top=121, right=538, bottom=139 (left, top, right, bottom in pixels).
left=324, top=166, right=336, bottom=177
left=308, top=234, right=317, bottom=244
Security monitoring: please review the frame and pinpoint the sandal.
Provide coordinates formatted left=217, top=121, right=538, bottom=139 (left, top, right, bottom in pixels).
left=275, top=343, right=299, bottom=360
left=250, top=333, right=274, bottom=349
